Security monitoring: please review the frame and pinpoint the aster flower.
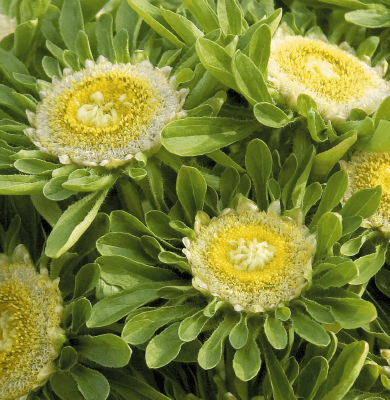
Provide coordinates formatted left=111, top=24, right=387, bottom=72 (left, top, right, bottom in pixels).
left=268, top=30, right=390, bottom=123
left=27, top=56, right=187, bottom=168
left=341, top=152, right=390, bottom=230
left=0, top=245, right=64, bottom=400
left=88, top=140, right=380, bottom=381
left=183, top=199, right=314, bottom=313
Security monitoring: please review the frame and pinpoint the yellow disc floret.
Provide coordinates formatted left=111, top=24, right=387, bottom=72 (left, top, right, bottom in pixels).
left=342, top=152, right=390, bottom=228
left=0, top=246, right=63, bottom=400
left=26, top=57, right=188, bottom=168
left=183, top=208, right=313, bottom=312
left=268, top=32, right=390, bottom=122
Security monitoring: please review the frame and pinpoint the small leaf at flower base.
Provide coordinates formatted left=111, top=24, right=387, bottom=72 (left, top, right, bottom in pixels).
left=198, top=313, right=238, bottom=370
left=44, top=176, right=77, bottom=201
left=265, top=313, right=287, bottom=350
left=259, top=334, right=297, bottom=400
left=275, top=307, right=291, bottom=321
left=254, top=102, right=292, bottom=128
left=373, top=96, right=390, bottom=128
left=345, top=9, right=390, bottom=28
left=73, top=334, right=131, bottom=368
left=72, top=298, right=92, bottom=333
left=96, top=14, right=116, bottom=63
left=350, top=245, right=385, bottom=285
left=62, top=173, right=118, bottom=192
left=70, top=363, right=109, bottom=400
left=340, top=230, right=379, bottom=257
left=297, top=93, right=317, bottom=117
left=296, top=356, right=329, bottom=400
left=46, top=189, right=108, bottom=258
left=220, top=167, right=240, bottom=209
left=357, top=36, right=380, bottom=60
left=316, top=260, right=358, bottom=289
left=340, top=186, right=382, bottom=219
left=249, top=24, right=271, bottom=75
left=113, top=29, right=131, bottom=64
left=246, top=139, right=272, bottom=211
left=177, top=166, right=207, bottom=224
left=179, top=309, right=211, bottom=342
left=122, top=305, right=196, bottom=345
left=161, top=117, right=257, bottom=156
left=355, top=120, right=390, bottom=151
left=313, top=341, right=368, bottom=400
left=229, top=313, right=249, bottom=349
left=73, top=263, right=100, bottom=299
left=51, top=370, right=84, bottom=400
left=87, top=281, right=170, bottom=327
left=375, top=269, right=390, bottom=298
left=0, top=175, right=49, bottom=195
left=291, top=309, right=330, bottom=346
left=232, top=51, right=272, bottom=105
left=316, top=212, right=342, bottom=258
left=145, top=322, right=185, bottom=368
left=317, top=297, right=377, bottom=329
left=233, top=332, right=261, bottom=381
left=59, top=347, right=78, bottom=370
left=298, top=298, right=335, bottom=324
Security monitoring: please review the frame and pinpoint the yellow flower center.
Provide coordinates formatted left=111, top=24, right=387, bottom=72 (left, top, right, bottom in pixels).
left=272, top=37, right=374, bottom=103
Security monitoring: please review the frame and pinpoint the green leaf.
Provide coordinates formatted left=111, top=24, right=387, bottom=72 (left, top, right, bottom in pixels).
left=313, top=342, right=369, bottom=400
left=291, top=309, right=330, bottom=346
left=0, top=175, right=48, bottom=194
left=316, top=212, right=343, bottom=258
left=232, top=50, right=272, bottom=105
left=342, top=215, right=363, bottom=237
left=161, top=8, right=203, bottom=47
left=181, top=0, right=219, bottom=33
left=373, top=96, right=390, bottom=128
left=113, top=29, right=131, bottom=64
left=217, top=0, right=244, bottom=36
left=254, top=102, right=292, bottom=128
left=51, top=370, right=84, bottom=400
left=127, top=0, right=187, bottom=49
left=73, top=263, right=100, bottom=298
left=0, top=48, right=30, bottom=91
left=345, top=9, right=390, bottom=28
left=87, top=281, right=169, bottom=327
left=375, top=269, right=390, bottom=297
left=46, top=190, right=107, bottom=258
left=310, top=133, right=357, bottom=182
left=59, top=346, right=78, bottom=370
left=42, top=56, right=63, bottom=79
left=220, top=167, right=240, bottom=209
left=350, top=245, right=385, bottom=285
left=179, top=309, right=210, bottom=342
left=73, top=334, right=131, bottom=367
left=357, top=36, right=380, bottom=60
left=62, top=172, right=117, bottom=192
left=161, top=117, right=257, bottom=156
left=340, top=229, right=379, bottom=257
left=233, top=329, right=261, bottom=381
left=196, top=38, right=237, bottom=91
left=59, top=0, right=84, bottom=51
left=259, top=334, right=297, bottom=400
left=13, top=158, right=58, bottom=175
left=246, top=139, right=272, bottom=211
left=339, top=186, right=382, bottom=219
left=296, top=356, right=329, bottom=400
left=299, top=298, right=335, bottom=324
left=80, top=0, right=109, bottom=22
left=122, top=305, right=195, bottom=345
left=145, top=322, right=185, bottom=368
left=229, top=313, right=249, bottom=349
left=316, top=261, right=358, bottom=289
left=249, top=24, right=271, bottom=75
left=198, top=313, right=238, bottom=369
left=318, top=297, right=377, bottom=329
left=264, top=313, right=287, bottom=349
left=311, top=170, right=348, bottom=228
left=70, top=363, right=109, bottom=400
left=96, top=14, right=116, bottom=62
left=355, top=120, right=390, bottom=151
left=303, top=182, right=322, bottom=216
left=71, top=298, right=92, bottom=333
left=0, top=84, right=27, bottom=117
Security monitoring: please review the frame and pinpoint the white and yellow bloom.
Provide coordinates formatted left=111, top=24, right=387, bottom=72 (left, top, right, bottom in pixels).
left=0, top=246, right=64, bottom=400
left=183, top=199, right=315, bottom=313
left=26, top=57, right=188, bottom=168
left=0, top=13, right=15, bottom=41
left=341, top=152, right=390, bottom=228
left=268, top=30, right=390, bottom=123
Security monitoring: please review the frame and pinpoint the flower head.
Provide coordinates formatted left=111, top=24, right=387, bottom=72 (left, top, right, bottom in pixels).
left=268, top=31, right=390, bottom=122
left=341, top=151, right=390, bottom=228
left=0, top=246, right=64, bottom=400
left=26, top=57, right=188, bottom=168
left=183, top=199, right=314, bottom=312
left=0, top=13, right=15, bottom=41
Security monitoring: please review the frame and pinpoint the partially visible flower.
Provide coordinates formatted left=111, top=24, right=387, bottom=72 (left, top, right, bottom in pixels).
left=26, top=56, right=188, bottom=168
left=183, top=198, right=315, bottom=312
left=0, top=245, right=64, bottom=400
left=0, top=13, right=15, bottom=41
left=268, top=30, right=390, bottom=122
left=341, top=152, right=390, bottom=228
